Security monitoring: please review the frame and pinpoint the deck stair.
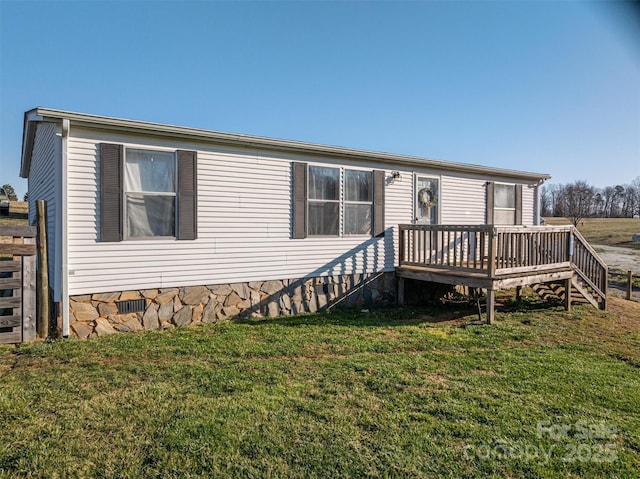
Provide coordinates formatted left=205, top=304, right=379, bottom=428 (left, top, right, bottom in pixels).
left=397, top=224, right=607, bottom=322
left=532, top=277, right=603, bottom=309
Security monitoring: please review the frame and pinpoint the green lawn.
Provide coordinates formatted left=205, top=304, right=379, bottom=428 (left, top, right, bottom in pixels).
left=1, top=295, right=639, bottom=478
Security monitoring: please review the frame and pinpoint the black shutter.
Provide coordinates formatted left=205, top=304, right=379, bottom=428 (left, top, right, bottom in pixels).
left=486, top=182, right=495, bottom=225
left=292, top=162, right=307, bottom=239
left=373, top=170, right=385, bottom=237
left=99, top=143, right=123, bottom=242
left=515, top=184, right=523, bottom=225
left=177, top=150, right=197, bottom=240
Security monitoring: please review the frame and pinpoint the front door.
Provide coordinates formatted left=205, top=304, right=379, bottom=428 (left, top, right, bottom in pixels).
left=415, top=176, right=439, bottom=224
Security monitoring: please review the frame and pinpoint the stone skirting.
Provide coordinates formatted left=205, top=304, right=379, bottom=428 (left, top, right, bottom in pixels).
left=68, top=272, right=396, bottom=339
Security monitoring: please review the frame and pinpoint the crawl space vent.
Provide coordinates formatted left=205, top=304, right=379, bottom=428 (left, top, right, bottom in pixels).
left=116, top=299, right=146, bottom=314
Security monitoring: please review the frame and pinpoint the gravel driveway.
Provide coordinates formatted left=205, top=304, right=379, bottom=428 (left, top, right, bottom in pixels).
left=593, top=244, right=640, bottom=273
left=593, top=244, right=640, bottom=301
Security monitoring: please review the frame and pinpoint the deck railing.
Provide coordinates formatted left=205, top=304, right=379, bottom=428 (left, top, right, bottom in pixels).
left=398, top=224, right=609, bottom=312
left=398, top=224, right=605, bottom=286
left=571, top=228, right=608, bottom=302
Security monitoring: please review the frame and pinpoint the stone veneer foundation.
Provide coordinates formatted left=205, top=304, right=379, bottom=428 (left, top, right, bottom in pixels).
left=69, top=272, right=396, bottom=339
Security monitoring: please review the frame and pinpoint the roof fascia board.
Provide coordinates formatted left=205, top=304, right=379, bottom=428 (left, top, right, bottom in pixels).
left=20, top=109, right=46, bottom=178
left=32, top=107, right=551, bottom=183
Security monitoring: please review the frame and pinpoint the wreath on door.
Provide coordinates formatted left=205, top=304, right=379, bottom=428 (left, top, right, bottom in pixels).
left=418, top=187, right=437, bottom=209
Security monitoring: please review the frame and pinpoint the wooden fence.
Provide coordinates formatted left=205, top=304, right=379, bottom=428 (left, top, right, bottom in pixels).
left=0, top=226, right=36, bottom=344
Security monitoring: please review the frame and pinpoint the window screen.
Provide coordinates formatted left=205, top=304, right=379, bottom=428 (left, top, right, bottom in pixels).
left=494, top=184, right=516, bottom=225
left=344, top=170, right=372, bottom=235
left=308, top=166, right=340, bottom=236
left=125, top=149, right=176, bottom=238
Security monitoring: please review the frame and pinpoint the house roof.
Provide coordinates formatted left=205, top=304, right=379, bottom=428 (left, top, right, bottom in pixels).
left=21, top=107, right=551, bottom=182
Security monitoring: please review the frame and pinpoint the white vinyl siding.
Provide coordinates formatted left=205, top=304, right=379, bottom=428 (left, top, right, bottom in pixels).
left=523, top=184, right=536, bottom=225
left=66, top=128, right=401, bottom=295
left=64, top=126, right=540, bottom=295
left=439, top=175, right=487, bottom=225
left=27, top=122, right=60, bottom=299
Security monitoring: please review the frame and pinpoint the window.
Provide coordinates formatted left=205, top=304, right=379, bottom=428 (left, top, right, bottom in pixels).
left=99, top=143, right=197, bottom=242
left=125, top=149, right=176, bottom=238
left=494, top=184, right=516, bottom=225
left=486, top=182, right=523, bottom=225
left=307, top=166, right=373, bottom=236
left=308, top=166, right=340, bottom=236
left=292, top=162, right=384, bottom=239
left=344, top=169, right=372, bottom=235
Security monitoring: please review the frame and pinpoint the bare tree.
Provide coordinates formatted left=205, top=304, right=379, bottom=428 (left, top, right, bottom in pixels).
left=622, top=184, right=637, bottom=218
left=633, top=177, right=640, bottom=218
left=540, top=185, right=552, bottom=217
left=547, top=184, right=566, bottom=217
left=601, top=186, right=615, bottom=218
left=593, top=192, right=604, bottom=218
left=564, top=180, right=595, bottom=226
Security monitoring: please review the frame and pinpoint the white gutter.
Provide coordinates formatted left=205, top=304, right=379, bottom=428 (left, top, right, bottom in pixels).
left=61, top=118, right=70, bottom=337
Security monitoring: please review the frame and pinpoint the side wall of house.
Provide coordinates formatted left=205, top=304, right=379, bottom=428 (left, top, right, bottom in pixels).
left=27, top=121, right=60, bottom=299
left=66, top=127, right=409, bottom=296
left=523, top=184, right=536, bottom=225
left=62, top=126, right=541, bottom=338
left=440, top=175, right=488, bottom=224
left=65, top=126, right=540, bottom=297
left=440, top=175, right=538, bottom=225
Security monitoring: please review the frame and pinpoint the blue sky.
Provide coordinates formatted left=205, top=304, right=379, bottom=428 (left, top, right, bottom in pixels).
left=1, top=0, right=638, bottom=199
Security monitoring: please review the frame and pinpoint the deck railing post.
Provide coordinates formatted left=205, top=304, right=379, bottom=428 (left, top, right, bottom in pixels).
left=399, top=226, right=405, bottom=266
left=568, top=229, right=574, bottom=264
left=488, top=227, right=497, bottom=278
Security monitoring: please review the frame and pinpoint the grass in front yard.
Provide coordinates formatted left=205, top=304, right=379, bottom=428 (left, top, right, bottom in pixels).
left=545, top=217, right=640, bottom=250
left=1, top=297, right=639, bottom=478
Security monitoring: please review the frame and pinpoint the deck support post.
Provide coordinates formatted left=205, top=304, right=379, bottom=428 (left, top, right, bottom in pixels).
left=398, top=277, right=405, bottom=306
left=515, top=286, right=522, bottom=302
left=564, top=278, right=572, bottom=311
left=486, top=289, right=495, bottom=324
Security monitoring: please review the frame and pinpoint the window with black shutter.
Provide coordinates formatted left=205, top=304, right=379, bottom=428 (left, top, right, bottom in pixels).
left=292, top=162, right=385, bottom=238
left=99, top=143, right=197, bottom=241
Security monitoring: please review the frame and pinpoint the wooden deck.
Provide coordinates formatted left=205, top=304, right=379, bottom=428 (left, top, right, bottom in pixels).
left=396, top=224, right=608, bottom=322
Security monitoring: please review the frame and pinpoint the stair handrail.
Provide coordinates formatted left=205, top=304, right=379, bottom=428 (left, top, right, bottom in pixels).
left=572, top=265, right=606, bottom=299
left=571, top=227, right=608, bottom=270
left=570, top=226, right=608, bottom=308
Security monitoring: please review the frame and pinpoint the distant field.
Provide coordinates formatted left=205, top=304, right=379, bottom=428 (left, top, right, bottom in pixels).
left=544, top=217, right=640, bottom=250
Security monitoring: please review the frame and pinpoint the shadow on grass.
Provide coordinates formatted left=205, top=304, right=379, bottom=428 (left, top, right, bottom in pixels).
left=498, top=295, right=564, bottom=313
left=233, top=303, right=482, bottom=328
